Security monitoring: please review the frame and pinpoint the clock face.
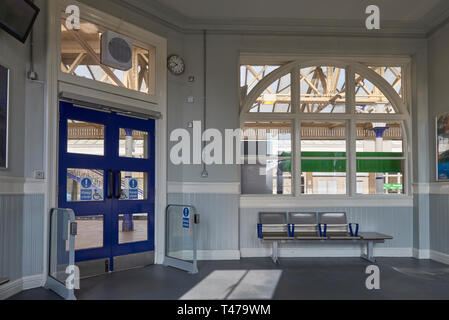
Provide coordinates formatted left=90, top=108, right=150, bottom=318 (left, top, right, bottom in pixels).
left=167, top=55, right=185, bottom=75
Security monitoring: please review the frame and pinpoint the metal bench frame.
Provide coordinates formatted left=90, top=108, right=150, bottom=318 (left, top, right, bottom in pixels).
left=265, top=236, right=388, bottom=264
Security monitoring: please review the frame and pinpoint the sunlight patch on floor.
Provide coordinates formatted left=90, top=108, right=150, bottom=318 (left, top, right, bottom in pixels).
left=180, top=270, right=282, bottom=300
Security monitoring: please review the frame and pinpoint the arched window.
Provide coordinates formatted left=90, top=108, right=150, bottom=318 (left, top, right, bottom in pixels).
left=240, top=60, right=409, bottom=197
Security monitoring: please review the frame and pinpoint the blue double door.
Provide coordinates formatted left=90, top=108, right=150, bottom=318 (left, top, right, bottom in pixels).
left=58, top=102, right=155, bottom=271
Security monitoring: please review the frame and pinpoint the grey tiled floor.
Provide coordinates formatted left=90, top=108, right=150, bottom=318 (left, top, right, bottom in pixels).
left=9, top=258, right=449, bottom=300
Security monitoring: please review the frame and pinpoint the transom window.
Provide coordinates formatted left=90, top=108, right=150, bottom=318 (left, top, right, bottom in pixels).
left=300, top=66, right=346, bottom=113
left=367, top=66, right=403, bottom=98
left=240, top=60, right=409, bottom=197
left=60, top=12, right=156, bottom=95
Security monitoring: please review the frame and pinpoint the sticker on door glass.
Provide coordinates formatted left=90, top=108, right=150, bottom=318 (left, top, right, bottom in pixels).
left=120, top=172, right=147, bottom=200
left=182, top=207, right=190, bottom=229
left=80, top=177, right=93, bottom=201
left=67, top=169, right=104, bottom=202
left=128, top=178, right=139, bottom=200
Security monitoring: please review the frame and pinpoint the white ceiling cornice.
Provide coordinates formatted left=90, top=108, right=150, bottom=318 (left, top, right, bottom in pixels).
left=118, top=0, right=449, bottom=38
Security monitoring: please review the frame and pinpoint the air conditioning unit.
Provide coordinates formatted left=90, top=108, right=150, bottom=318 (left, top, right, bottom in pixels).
left=100, top=30, right=133, bottom=71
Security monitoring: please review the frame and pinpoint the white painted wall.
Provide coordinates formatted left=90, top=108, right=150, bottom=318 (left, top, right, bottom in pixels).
left=53, top=0, right=435, bottom=258
left=428, top=22, right=449, bottom=182
left=0, top=0, right=47, bottom=298
left=94, top=1, right=433, bottom=257
left=83, top=0, right=431, bottom=184
left=428, top=21, right=449, bottom=260
left=0, top=0, right=47, bottom=179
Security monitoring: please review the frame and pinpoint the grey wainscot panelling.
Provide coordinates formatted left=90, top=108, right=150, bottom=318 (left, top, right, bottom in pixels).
left=429, top=194, right=449, bottom=255
left=413, top=193, right=430, bottom=251
left=168, top=193, right=239, bottom=251
left=0, top=195, right=45, bottom=282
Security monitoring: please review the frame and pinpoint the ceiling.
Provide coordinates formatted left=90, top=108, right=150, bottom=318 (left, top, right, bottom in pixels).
left=157, top=0, right=440, bottom=21
left=121, top=0, right=449, bottom=36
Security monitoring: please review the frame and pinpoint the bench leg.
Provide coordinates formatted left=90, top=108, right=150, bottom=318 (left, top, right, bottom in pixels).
left=272, top=241, right=279, bottom=264
left=361, top=241, right=376, bottom=263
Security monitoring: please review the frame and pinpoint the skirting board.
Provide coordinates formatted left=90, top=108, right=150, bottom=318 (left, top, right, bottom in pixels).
left=0, top=274, right=44, bottom=300
left=199, top=250, right=241, bottom=260
left=197, top=250, right=241, bottom=260
left=167, top=250, right=241, bottom=261
left=240, top=247, right=413, bottom=258
left=430, top=250, right=449, bottom=265
left=172, top=248, right=413, bottom=260
left=413, top=248, right=430, bottom=259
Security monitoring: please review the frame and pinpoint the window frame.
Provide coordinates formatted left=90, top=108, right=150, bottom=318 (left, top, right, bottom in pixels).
left=239, top=57, right=411, bottom=200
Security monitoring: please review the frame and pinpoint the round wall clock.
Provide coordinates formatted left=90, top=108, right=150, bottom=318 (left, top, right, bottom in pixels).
left=167, top=55, right=185, bottom=75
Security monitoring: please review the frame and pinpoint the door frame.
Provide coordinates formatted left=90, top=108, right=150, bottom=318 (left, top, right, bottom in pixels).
left=44, top=0, right=167, bottom=283
left=58, top=102, right=156, bottom=265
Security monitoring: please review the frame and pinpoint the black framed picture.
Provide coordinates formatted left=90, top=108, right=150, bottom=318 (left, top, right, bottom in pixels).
left=437, top=113, right=449, bottom=181
left=0, top=65, right=8, bottom=169
left=0, top=0, right=40, bottom=43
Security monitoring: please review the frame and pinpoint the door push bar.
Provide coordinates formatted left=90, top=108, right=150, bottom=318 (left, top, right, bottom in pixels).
left=107, top=170, right=114, bottom=199
left=106, top=169, right=123, bottom=200
left=114, top=170, right=122, bottom=199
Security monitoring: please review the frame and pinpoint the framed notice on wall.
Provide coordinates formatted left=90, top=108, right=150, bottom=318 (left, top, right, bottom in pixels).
left=437, top=113, right=449, bottom=181
left=0, top=65, right=9, bottom=169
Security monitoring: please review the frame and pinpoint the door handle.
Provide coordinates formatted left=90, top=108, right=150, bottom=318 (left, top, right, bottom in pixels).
left=70, top=222, right=78, bottom=236
left=114, top=170, right=122, bottom=199
left=107, top=170, right=114, bottom=199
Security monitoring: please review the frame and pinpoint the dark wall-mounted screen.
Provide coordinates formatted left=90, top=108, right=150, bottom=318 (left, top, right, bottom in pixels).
left=0, top=0, right=40, bottom=43
left=0, top=65, right=8, bottom=168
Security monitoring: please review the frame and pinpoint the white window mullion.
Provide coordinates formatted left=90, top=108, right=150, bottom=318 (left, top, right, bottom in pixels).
left=294, top=119, right=302, bottom=197
left=347, top=65, right=356, bottom=116
left=347, top=66, right=356, bottom=196
left=348, top=120, right=357, bottom=196
left=291, top=67, right=300, bottom=114
left=402, top=120, right=410, bottom=196
left=291, top=67, right=301, bottom=197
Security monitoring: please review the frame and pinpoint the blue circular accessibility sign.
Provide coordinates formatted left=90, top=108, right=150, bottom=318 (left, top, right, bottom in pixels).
left=183, top=207, right=190, bottom=217
left=81, top=178, right=92, bottom=189
left=129, top=179, right=138, bottom=189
